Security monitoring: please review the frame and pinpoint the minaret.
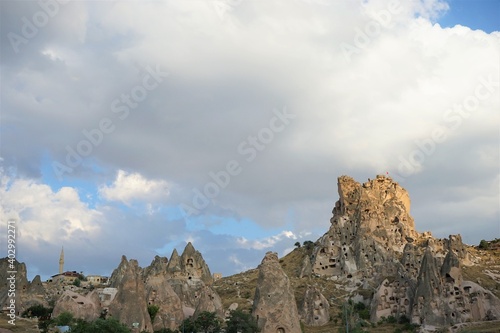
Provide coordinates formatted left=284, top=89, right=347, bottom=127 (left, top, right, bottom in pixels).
left=59, top=247, right=64, bottom=274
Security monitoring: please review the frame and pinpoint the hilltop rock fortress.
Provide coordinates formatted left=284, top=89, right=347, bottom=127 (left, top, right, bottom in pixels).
left=252, top=252, right=301, bottom=333
left=307, top=175, right=500, bottom=327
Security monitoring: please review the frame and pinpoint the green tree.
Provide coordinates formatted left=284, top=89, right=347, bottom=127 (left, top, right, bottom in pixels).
left=70, top=317, right=131, bottom=333
left=180, top=317, right=197, bottom=333
left=353, top=302, right=370, bottom=320
left=73, top=278, right=81, bottom=287
left=479, top=239, right=490, bottom=249
left=303, top=240, right=314, bottom=250
left=294, top=242, right=301, bottom=248
left=148, top=304, right=160, bottom=322
left=22, top=304, right=52, bottom=318
left=55, top=311, right=74, bottom=326
left=194, top=311, right=221, bottom=333
left=226, top=309, right=259, bottom=333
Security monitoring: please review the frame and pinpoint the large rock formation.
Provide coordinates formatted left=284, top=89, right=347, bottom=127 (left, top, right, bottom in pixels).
left=108, top=256, right=152, bottom=332
left=144, top=255, right=184, bottom=331
left=193, top=286, right=224, bottom=320
left=252, top=252, right=301, bottom=333
left=52, top=290, right=100, bottom=321
left=299, top=286, right=330, bottom=326
left=166, top=243, right=218, bottom=315
left=166, top=242, right=213, bottom=285
left=307, top=175, right=500, bottom=328
left=311, top=175, right=418, bottom=280
left=0, top=259, right=48, bottom=315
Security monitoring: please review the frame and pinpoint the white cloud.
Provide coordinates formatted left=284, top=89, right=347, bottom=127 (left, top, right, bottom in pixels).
left=99, top=170, right=169, bottom=205
left=0, top=174, right=101, bottom=244
left=237, top=230, right=298, bottom=250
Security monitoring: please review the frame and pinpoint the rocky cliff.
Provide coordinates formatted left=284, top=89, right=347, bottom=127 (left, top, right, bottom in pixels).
left=252, top=252, right=301, bottom=333
left=306, top=175, right=500, bottom=328
left=0, top=259, right=48, bottom=315
left=3, top=175, right=499, bottom=333
left=108, top=256, right=152, bottom=332
left=144, top=255, right=184, bottom=331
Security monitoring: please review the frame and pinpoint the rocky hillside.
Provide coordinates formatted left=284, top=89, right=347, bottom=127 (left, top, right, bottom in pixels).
left=1, top=175, right=499, bottom=333
left=214, top=175, right=500, bottom=332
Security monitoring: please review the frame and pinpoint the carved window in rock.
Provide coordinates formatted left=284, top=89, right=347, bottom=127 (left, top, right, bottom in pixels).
left=186, top=258, right=194, bottom=268
left=277, top=327, right=285, bottom=333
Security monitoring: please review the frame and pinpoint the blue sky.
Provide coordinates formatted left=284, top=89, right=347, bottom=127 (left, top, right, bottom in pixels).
left=1, top=0, right=499, bottom=281
left=437, top=0, right=499, bottom=33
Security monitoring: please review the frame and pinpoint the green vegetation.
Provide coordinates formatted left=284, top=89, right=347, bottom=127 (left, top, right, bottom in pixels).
left=226, top=309, right=260, bottom=333
left=21, top=304, right=52, bottom=318
left=21, top=304, right=54, bottom=332
left=70, top=317, right=131, bottom=333
left=303, top=240, right=315, bottom=251
left=72, top=278, right=81, bottom=287
left=478, top=240, right=490, bottom=249
left=194, top=311, right=222, bottom=333
left=148, top=304, right=160, bottom=322
left=54, top=311, right=74, bottom=326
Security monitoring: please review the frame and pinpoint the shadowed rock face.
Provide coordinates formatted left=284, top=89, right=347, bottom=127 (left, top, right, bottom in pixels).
left=144, top=255, right=184, bottom=331
left=193, top=285, right=224, bottom=320
left=307, top=175, right=500, bottom=328
left=166, top=242, right=213, bottom=285
left=0, top=259, right=48, bottom=315
left=166, top=242, right=218, bottom=313
left=300, top=286, right=330, bottom=326
left=252, top=252, right=301, bottom=333
left=108, top=256, right=152, bottom=332
left=52, top=290, right=100, bottom=322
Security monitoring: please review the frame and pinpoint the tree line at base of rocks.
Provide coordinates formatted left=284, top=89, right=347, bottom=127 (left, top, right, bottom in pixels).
left=22, top=304, right=259, bottom=333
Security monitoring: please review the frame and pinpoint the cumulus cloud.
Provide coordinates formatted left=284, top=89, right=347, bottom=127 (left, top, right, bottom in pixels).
left=98, top=170, right=169, bottom=205
left=0, top=173, right=101, bottom=244
left=237, top=230, right=298, bottom=250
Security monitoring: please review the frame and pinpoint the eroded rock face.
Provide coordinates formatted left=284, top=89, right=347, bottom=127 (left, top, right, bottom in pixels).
left=307, top=175, right=500, bottom=328
left=193, top=286, right=224, bottom=320
left=166, top=243, right=216, bottom=310
left=0, top=259, right=48, bottom=315
left=52, top=290, right=100, bottom=321
left=311, top=175, right=417, bottom=280
left=144, top=256, right=184, bottom=331
left=167, top=243, right=212, bottom=284
left=299, top=286, right=330, bottom=326
left=108, top=256, right=152, bottom=332
left=252, top=252, right=301, bottom=333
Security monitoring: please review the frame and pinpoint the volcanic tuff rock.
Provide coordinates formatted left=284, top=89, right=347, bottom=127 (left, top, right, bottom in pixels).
left=0, top=259, right=48, bottom=314
left=252, top=252, right=301, bottom=333
left=52, top=290, right=100, bottom=321
left=299, top=286, right=330, bottom=326
left=307, top=175, right=500, bottom=328
left=108, top=256, right=152, bottom=332
left=144, top=255, right=184, bottom=331
left=193, top=285, right=225, bottom=320
left=167, top=242, right=213, bottom=284
left=166, top=242, right=218, bottom=314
